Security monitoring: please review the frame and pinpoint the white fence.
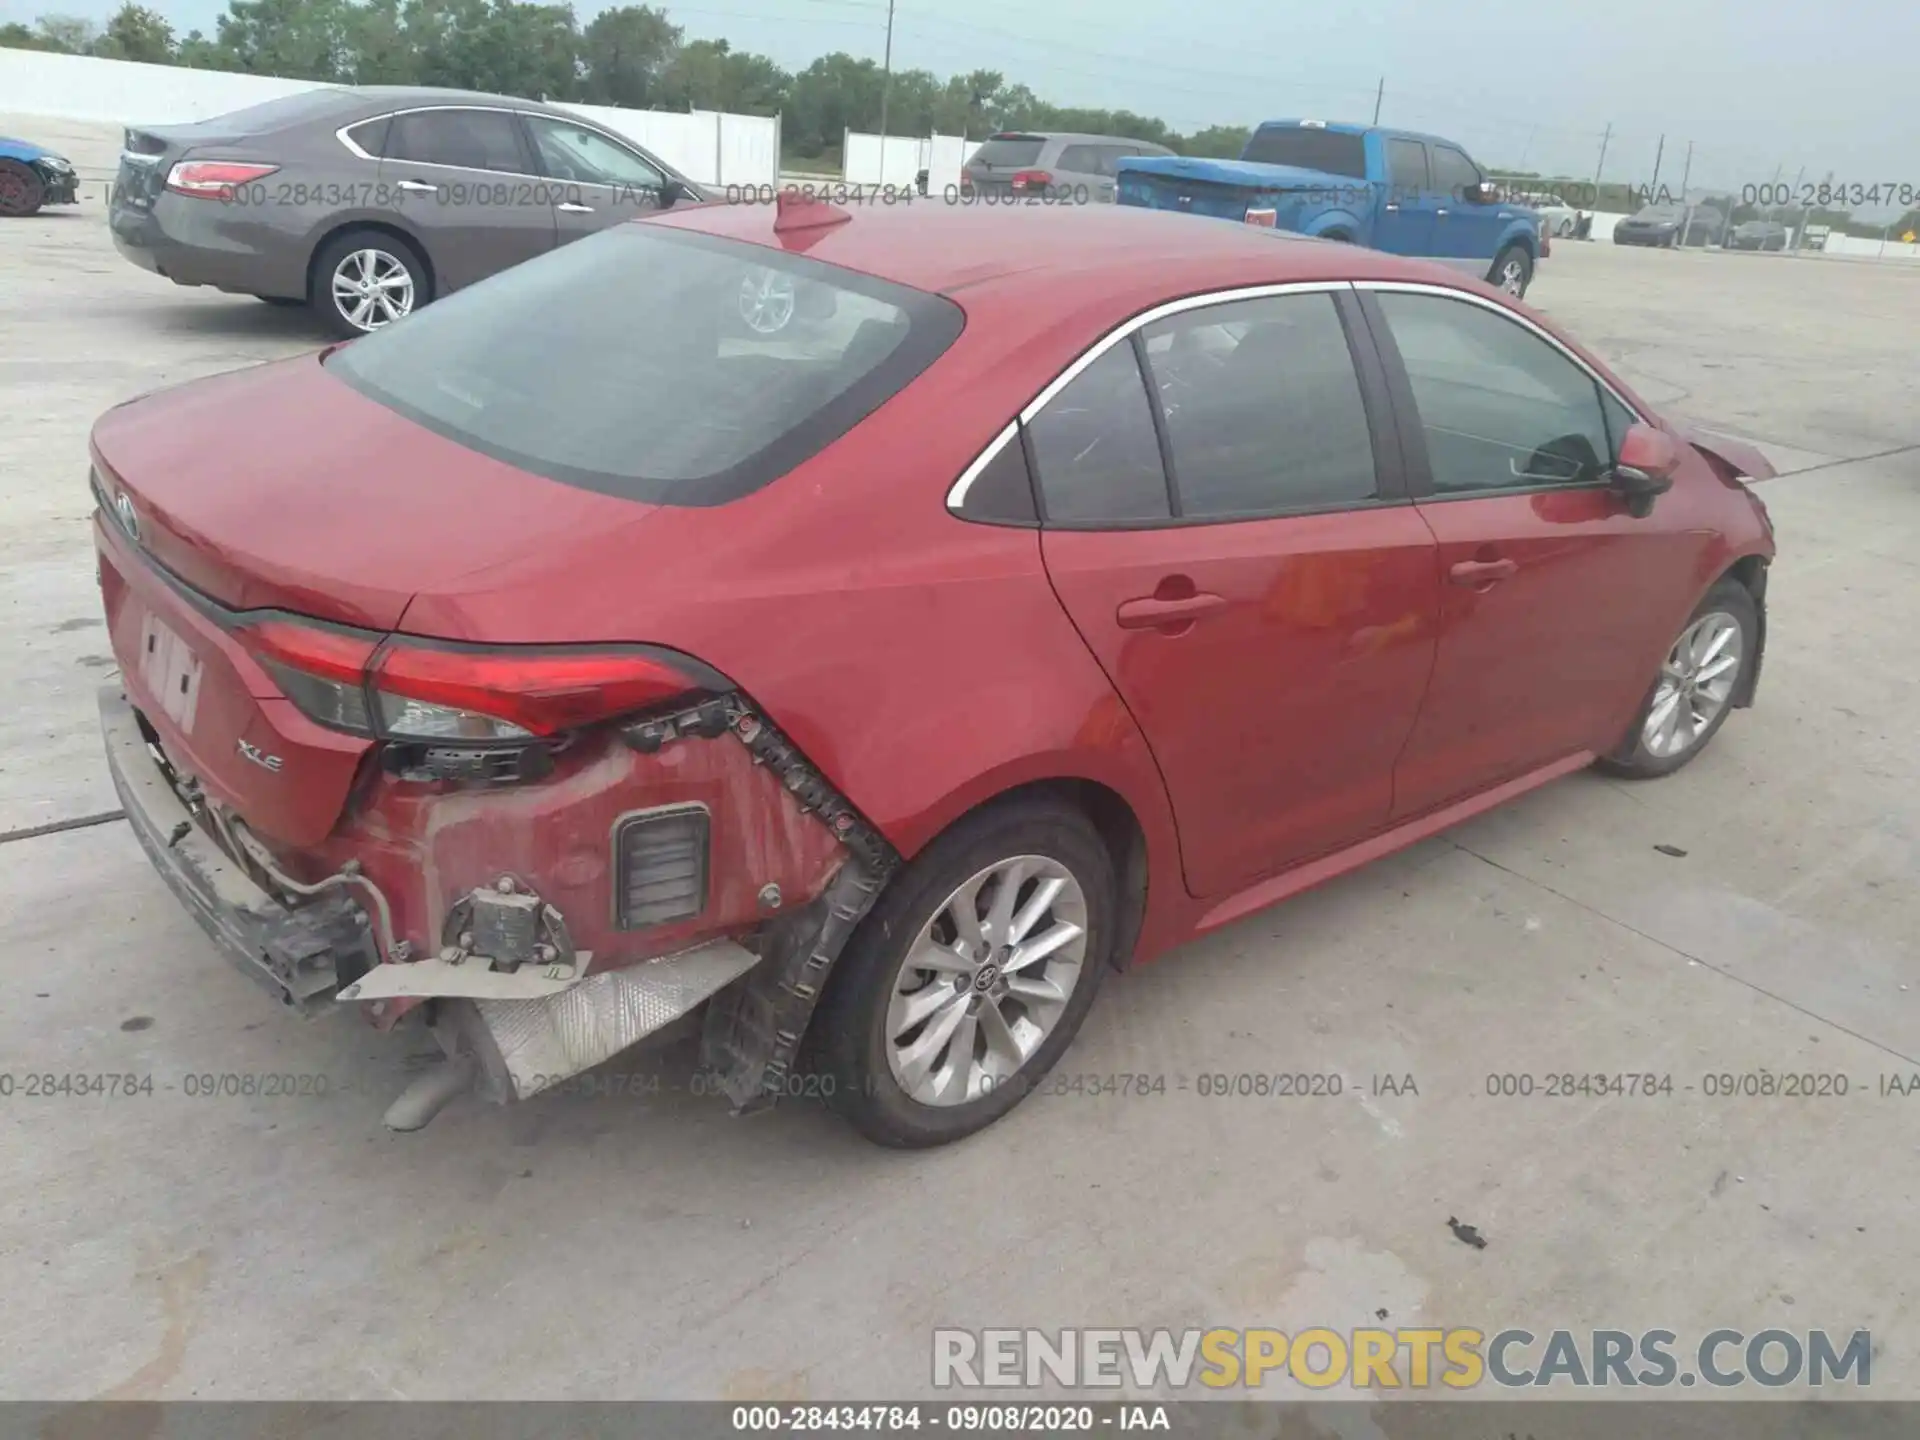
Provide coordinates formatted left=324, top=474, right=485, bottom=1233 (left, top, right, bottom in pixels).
left=843, top=131, right=981, bottom=192
left=0, top=47, right=779, bottom=187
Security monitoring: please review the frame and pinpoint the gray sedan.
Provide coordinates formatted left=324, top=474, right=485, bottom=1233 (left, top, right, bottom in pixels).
left=109, top=85, right=705, bottom=336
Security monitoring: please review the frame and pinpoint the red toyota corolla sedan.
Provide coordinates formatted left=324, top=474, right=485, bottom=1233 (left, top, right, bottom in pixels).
left=91, top=195, right=1776, bottom=1146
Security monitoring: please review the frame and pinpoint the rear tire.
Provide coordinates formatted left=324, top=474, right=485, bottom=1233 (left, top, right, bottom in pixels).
left=0, top=159, right=45, bottom=217
left=1489, top=244, right=1533, bottom=297
left=313, top=229, right=429, bottom=338
left=1597, top=579, right=1757, bottom=779
left=815, top=796, right=1115, bottom=1148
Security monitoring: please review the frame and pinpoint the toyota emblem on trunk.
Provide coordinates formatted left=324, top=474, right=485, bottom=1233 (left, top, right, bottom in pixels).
left=114, top=491, right=140, bottom=541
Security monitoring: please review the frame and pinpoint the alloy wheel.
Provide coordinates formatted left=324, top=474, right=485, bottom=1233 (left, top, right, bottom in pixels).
left=1498, top=258, right=1527, bottom=295
left=738, top=269, right=795, bottom=334
left=885, top=855, right=1088, bottom=1107
left=331, top=248, right=415, bottom=331
left=1643, top=611, right=1742, bottom=758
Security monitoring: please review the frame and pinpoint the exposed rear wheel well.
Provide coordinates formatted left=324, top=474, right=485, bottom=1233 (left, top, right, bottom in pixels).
left=305, top=221, right=435, bottom=305
left=942, top=778, right=1150, bottom=971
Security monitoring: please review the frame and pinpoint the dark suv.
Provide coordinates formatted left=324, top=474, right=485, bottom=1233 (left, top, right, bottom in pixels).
left=109, top=85, right=703, bottom=335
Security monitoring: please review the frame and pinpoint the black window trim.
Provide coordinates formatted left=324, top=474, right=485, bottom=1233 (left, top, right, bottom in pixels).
left=946, top=280, right=1414, bottom=531
left=1355, top=281, right=1647, bottom=504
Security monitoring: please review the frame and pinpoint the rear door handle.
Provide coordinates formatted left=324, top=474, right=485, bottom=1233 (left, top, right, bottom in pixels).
left=1116, top=592, right=1229, bottom=629
left=396, top=180, right=437, bottom=193
left=557, top=202, right=594, bottom=213
left=1448, top=558, right=1518, bottom=586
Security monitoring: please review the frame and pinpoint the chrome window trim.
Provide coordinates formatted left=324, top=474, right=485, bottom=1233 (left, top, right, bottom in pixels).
left=1356, top=279, right=1648, bottom=423
left=332, top=104, right=668, bottom=182
left=946, top=421, right=1022, bottom=510
left=946, top=280, right=1350, bottom=510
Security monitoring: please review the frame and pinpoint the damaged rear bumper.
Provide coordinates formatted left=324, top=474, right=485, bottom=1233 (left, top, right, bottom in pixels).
left=102, top=685, right=377, bottom=1013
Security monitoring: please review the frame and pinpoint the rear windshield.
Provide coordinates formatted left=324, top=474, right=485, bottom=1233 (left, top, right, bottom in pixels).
left=202, top=89, right=353, bottom=131
left=973, top=135, right=1047, bottom=167
left=324, top=224, right=963, bottom=506
left=1240, top=127, right=1367, bottom=178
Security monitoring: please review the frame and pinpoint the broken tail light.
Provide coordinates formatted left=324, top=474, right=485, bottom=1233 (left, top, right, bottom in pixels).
left=164, top=161, right=281, bottom=199
left=1009, top=170, right=1052, bottom=192
left=235, top=620, right=722, bottom=744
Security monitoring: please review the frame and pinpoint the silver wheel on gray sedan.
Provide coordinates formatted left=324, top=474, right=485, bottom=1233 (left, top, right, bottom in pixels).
left=1642, top=611, right=1742, bottom=758
left=885, top=854, right=1088, bottom=1106
left=331, top=247, right=416, bottom=332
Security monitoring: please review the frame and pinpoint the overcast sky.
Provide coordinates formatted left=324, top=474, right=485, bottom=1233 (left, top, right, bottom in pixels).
left=8, top=0, right=1918, bottom=197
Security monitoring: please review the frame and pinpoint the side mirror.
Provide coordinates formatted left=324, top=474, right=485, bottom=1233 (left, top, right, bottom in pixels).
left=1612, top=423, right=1680, bottom=517
left=1468, top=180, right=1501, bottom=204
left=660, top=177, right=693, bottom=207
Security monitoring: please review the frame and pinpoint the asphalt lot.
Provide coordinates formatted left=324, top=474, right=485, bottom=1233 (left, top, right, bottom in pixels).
left=1, top=137, right=1917, bottom=1404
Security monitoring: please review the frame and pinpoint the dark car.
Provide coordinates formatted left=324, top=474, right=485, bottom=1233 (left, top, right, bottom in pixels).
left=0, top=136, right=81, bottom=216
left=93, top=198, right=1777, bottom=1147
left=961, top=131, right=1177, bottom=202
left=1614, top=202, right=1726, bottom=248
left=108, top=85, right=705, bottom=336
left=1728, top=219, right=1789, bottom=251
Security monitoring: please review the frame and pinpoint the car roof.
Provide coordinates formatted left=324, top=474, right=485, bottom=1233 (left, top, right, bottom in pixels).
left=986, top=131, right=1172, bottom=148
left=657, top=199, right=1470, bottom=302
left=329, top=85, right=581, bottom=117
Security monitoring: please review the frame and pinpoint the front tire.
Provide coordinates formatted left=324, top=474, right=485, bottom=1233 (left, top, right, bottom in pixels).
left=0, top=159, right=45, bottom=217
left=314, top=229, right=428, bottom=337
left=1598, top=579, right=1757, bottom=779
left=1489, top=244, right=1533, bottom=297
left=815, top=797, right=1115, bottom=1147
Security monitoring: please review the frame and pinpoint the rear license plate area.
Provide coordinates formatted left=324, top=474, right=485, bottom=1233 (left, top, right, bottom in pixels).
left=138, top=610, right=204, bottom=735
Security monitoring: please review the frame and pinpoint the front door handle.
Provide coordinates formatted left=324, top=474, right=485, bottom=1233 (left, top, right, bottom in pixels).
left=1116, top=592, right=1229, bottom=630
left=1448, top=558, right=1518, bottom=586
left=1436, top=207, right=1450, bottom=217
left=557, top=202, right=594, bottom=213
left=396, top=180, right=437, bottom=193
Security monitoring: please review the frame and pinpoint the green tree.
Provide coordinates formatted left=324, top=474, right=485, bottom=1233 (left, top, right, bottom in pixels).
left=579, top=4, right=679, bottom=107
left=346, top=0, right=414, bottom=83
left=784, top=51, right=886, bottom=155
left=1179, top=124, right=1251, bottom=158
left=213, top=0, right=358, bottom=79
left=26, top=14, right=99, bottom=52
left=661, top=38, right=786, bottom=114
left=93, top=3, right=177, bottom=63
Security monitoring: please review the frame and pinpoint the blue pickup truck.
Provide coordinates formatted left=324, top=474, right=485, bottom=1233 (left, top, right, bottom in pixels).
left=1117, top=120, right=1546, bottom=297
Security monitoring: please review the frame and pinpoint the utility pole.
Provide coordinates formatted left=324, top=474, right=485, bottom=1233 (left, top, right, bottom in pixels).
left=1517, top=122, right=1537, bottom=170
left=877, top=0, right=896, bottom=176
left=1678, top=139, right=1693, bottom=201
left=1649, top=133, right=1664, bottom=198
left=1590, top=122, right=1611, bottom=209
left=1372, top=76, right=1383, bottom=125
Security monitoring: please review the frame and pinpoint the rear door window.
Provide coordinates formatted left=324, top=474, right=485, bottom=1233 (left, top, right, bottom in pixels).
left=1027, top=344, right=1172, bottom=524
left=323, top=226, right=964, bottom=506
left=387, top=108, right=532, bottom=174
left=343, top=115, right=391, bottom=159
left=1055, top=144, right=1103, bottom=177
left=1141, top=293, right=1378, bottom=517
left=1385, top=138, right=1428, bottom=196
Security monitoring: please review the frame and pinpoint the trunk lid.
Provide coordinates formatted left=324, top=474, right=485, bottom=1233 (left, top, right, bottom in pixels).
left=93, top=355, right=662, bottom=847
left=91, top=353, right=659, bottom=631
